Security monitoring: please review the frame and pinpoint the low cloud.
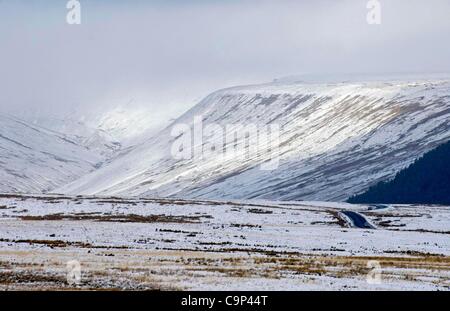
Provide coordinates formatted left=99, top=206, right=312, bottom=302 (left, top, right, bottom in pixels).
left=1, top=0, right=449, bottom=127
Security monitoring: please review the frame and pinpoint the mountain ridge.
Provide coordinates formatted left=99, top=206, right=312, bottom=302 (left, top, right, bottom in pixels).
left=56, top=79, right=450, bottom=200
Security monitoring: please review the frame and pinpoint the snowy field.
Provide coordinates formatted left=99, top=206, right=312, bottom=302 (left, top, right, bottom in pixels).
left=0, top=194, right=448, bottom=290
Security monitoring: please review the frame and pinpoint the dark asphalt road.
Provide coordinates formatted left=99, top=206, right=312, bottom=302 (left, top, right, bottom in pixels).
left=341, top=211, right=375, bottom=229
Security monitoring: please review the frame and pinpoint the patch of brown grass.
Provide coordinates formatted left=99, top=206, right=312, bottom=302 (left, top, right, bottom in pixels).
left=19, top=213, right=211, bottom=224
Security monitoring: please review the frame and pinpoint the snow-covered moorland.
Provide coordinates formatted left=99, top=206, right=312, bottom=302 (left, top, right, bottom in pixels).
left=0, top=194, right=448, bottom=290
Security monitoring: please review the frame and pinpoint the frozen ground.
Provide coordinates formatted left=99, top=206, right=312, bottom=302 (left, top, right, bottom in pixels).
left=0, top=194, right=448, bottom=290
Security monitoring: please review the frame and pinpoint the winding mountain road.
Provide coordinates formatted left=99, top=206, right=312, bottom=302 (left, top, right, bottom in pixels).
left=341, top=211, right=376, bottom=229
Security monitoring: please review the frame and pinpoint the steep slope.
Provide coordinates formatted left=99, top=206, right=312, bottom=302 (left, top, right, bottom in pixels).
left=18, top=105, right=166, bottom=150
left=58, top=80, right=450, bottom=201
left=348, top=140, right=450, bottom=204
left=0, top=115, right=103, bottom=193
left=18, top=115, right=121, bottom=157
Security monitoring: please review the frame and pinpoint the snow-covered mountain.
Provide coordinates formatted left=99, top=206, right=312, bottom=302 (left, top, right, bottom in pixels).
left=16, top=113, right=121, bottom=157
left=0, top=100, right=179, bottom=194
left=15, top=103, right=166, bottom=153
left=57, top=79, right=450, bottom=201
left=94, top=106, right=165, bottom=144
left=0, top=115, right=105, bottom=193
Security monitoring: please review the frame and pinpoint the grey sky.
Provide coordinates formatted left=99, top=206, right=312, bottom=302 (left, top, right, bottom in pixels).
left=1, top=0, right=449, bottom=123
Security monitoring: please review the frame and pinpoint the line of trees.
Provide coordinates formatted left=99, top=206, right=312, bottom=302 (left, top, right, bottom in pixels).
left=348, top=140, right=450, bottom=205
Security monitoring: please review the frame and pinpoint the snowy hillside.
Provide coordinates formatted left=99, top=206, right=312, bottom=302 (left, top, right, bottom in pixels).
left=16, top=104, right=164, bottom=154
left=0, top=115, right=104, bottom=193
left=13, top=112, right=120, bottom=157
left=58, top=79, right=450, bottom=200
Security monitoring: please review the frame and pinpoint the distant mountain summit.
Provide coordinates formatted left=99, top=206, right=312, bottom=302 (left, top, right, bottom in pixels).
left=348, top=140, right=450, bottom=205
